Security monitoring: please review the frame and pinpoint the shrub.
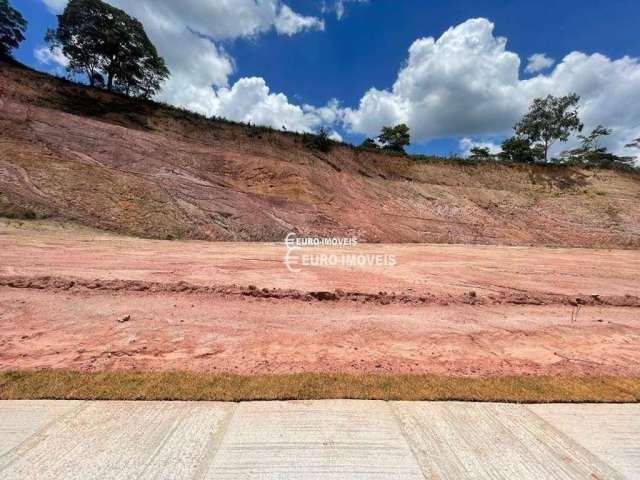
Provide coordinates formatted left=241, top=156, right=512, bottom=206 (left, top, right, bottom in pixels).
left=377, top=124, right=410, bottom=153
left=303, top=127, right=332, bottom=153
left=359, top=137, right=379, bottom=151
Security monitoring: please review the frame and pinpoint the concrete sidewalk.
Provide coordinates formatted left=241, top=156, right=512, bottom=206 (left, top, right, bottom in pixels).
left=0, top=401, right=638, bottom=479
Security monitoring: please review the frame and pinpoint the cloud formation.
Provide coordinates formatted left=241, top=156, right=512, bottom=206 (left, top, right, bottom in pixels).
left=525, top=53, right=555, bottom=73
left=344, top=18, right=640, bottom=158
left=34, top=45, right=68, bottom=68
left=38, top=0, right=328, bottom=132
left=333, top=0, right=368, bottom=20
left=274, top=5, right=324, bottom=35
left=34, top=5, right=640, bottom=158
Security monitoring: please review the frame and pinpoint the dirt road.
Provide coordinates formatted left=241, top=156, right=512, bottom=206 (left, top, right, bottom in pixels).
left=1, top=221, right=639, bottom=376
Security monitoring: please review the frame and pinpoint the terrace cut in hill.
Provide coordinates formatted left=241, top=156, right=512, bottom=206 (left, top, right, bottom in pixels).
left=1, top=60, right=639, bottom=246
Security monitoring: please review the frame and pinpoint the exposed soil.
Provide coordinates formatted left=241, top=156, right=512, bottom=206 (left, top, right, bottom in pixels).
left=1, top=224, right=639, bottom=377
left=2, top=61, right=640, bottom=246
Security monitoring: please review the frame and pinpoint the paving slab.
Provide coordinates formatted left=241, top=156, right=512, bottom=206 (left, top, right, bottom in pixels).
left=1, top=400, right=638, bottom=479
left=529, top=403, right=640, bottom=480
left=391, top=401, right=625, bottom=480
left=0, top=401, right=235, bottom=480
left=0, top=400, right=85, bottom=457
left=204, top=400, right=424, bottom=479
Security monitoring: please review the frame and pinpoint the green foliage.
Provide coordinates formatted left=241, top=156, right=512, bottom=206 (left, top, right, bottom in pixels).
left=46, top=0, right=169, bottom=98
left=359, top=137, right=379, bottom=151
left=515, top=93, right=583, bottom=161
left=377, top=124, right=410, bottom=153
left=0, top=0, right=27, bottom=58
left=625, top=137, right=640, bottom=150
left=468, top=146, right=493, bottom=161
left=303, top=127, right=333, bottom=153
left=499, top=136, right=543, bottom=163
left=560, top=125, right=635, bottom=168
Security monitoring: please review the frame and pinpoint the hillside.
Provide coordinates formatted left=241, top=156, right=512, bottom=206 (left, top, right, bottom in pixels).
left=1, top=60, right=639, bottom=246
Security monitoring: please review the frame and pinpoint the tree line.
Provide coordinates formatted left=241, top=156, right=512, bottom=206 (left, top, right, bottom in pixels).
left=1, top=0, right=168, bottom=98
left=469, top=93, right=637, bottom=168
left=357, top=95, right=637, bottom=168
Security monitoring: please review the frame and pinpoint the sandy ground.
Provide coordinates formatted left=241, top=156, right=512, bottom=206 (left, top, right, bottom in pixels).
left=1, top=222, right=639, bottom=376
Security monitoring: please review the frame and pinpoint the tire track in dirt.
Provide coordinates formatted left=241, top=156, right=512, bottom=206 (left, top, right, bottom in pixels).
left=1, top=274, right=639, bottom=307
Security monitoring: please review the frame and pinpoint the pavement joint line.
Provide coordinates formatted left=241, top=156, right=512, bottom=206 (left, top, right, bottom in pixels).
left=387, top=401, right=428, bottom=480
left=137, top=402, right=196, bottom=479
left=0, top=400, right=638, bottom=478
left=0, top=400, right=90, bottom=472
left=192, top=402, right=239, bottom=480
left=522, top=403, right=627, bottom=479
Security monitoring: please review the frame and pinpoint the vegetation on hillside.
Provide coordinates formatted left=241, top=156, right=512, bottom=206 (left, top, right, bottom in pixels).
left=469, top=94, right=635, bottom=169
left=45, top=0, right=169, bottom=97
left=0, top=0, right=26, bottom=59
left=1, top=0, right=637, bottom=170
left=358, top=124, right=411, bottom=154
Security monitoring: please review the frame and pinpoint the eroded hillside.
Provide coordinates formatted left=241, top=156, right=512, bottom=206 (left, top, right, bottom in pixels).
left=1, top=61, right=639, bottom=246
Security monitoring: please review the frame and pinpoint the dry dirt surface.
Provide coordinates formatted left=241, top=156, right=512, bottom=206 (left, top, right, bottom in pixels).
left=0, top=222, right=639, bottom=377
left=2, top=61, right=640, bottom=247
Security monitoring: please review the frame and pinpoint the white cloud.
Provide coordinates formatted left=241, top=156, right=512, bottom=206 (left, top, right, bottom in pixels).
left=35, top=5, right=640, bottom=159
left=39, top=0, right=330, bottom=133
left=525, top=53, right=555, bottom=73
left=344, top=19, right=523, bottom=139
left=460, top=138, right=502, bottom=157
left=211, top=77, right=328, bottom=132
left=275, top=5, right=324, bottom=36
left=333, top=0, right=368, bottom=20
left=344, top=18, right=640, bottom=159
left=328, top=130, right=343, bottom=142
left=107, top=1, right=323, bottom=40
left=34, top=46, right=69, bottom=68
left=107, top=0, right=326, bottom=131
left=41, top=0, right=66, bottom=13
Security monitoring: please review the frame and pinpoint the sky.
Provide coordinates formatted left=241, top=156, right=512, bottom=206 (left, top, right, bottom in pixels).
left=10, top=0, right=640, bottom=158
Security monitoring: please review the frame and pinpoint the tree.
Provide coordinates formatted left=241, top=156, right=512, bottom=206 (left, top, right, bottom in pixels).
left=46, top=0, right=169, bottom=97
left=625, top=137, right=640, bottom=150
left=499, top=136, right=543, bottom=163
left=0, top=0, right=27, bottom=59
left=359, top=137, right=379, bottom=151
left=515, top=93, right=583, bottom=162
left=468, top=146, right=493, bottom=161
left=561, top=125, right=635, bottom=167
left=378, top=124, right=410, bottom=153
left=303, top=127, right=332, bottom=153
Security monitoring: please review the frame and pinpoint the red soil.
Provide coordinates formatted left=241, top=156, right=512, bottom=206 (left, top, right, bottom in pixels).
left=1, top=223, right=639, bottom=376
left=2, top=61, right=640, bottom=247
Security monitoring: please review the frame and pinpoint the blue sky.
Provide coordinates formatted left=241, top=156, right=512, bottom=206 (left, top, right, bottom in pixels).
left=10, top=0, right=640, bottom=157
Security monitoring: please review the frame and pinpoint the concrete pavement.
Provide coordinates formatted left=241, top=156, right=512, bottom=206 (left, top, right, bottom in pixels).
left=0, top=400, right=638, bottom=479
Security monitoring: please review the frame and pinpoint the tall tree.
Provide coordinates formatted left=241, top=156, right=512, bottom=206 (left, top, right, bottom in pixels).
left=499, top=136, right=543, bottom=163
left=0, top=0, right=27, bottom=59
left=468, top=146, right=493, bottom=161
left=561, top=126, right=635, bottom=167
left=46, top=0, right=169, bottom=97
left=378, top=124, right=410, bottom=153
left=515, top=93, right=583, bottom=162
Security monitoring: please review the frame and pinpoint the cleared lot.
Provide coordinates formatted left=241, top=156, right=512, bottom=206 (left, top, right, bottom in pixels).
left=0, top=222, right=639, bottom=377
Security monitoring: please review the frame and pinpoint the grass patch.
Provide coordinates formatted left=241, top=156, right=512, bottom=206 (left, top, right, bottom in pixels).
left=1, top=370, right=639, bottom=403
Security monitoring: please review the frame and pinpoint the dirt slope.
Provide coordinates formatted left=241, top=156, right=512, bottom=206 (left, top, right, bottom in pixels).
left=1, top=61, right=639, bottom=246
